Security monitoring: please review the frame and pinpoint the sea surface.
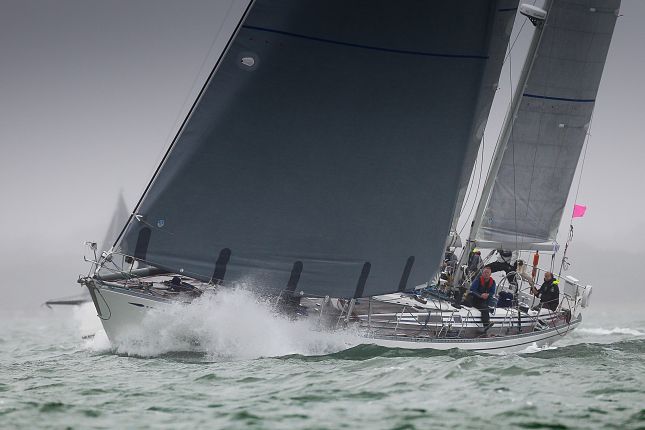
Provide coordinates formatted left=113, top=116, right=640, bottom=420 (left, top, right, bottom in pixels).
left=1, top=291, right=643, bottom=430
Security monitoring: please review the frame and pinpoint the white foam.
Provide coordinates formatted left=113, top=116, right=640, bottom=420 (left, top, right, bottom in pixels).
left=85, top=328, right=112, bottom=352
left=71, top=302, right=113, bottom=352
left=517, top=342, right=558, bottom=354
left=71, top=301, right=103, bottom=339
left=107, top=286, right=361, bottom=359
left=577, top=327, right=644, bottom=336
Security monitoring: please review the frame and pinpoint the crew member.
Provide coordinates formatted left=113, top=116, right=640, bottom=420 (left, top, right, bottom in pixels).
left=443, top=247, right=459, bottom=275
left=488, top=249, right=517, bottom=275
left=466, top=248, right=483, bottom=279
left=531, top=272, right=560, bottom=311
left=469, top=265, right=496, bottom=329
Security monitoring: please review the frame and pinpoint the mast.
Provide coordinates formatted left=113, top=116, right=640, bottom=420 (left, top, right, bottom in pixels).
left=454, top=2, right=550, bottom=287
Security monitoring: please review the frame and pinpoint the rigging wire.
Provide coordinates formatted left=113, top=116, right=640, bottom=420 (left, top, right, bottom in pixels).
left=457, top=136, right=485, bottom=237
left=558, top=112, right=594, bottom=274
left=481, top=17, right=530, bottom=212
left=154, top=2, right=239, bottom=171
left=558, top=25, right=597, bottom=273
left=508, top=38, right=520, bottom=253
left=503, top=17, right=528, bottom=65
left=571, top=113, right=594, bottom=219
left=109, top=0, right=249, bottom=256
left=456, top=15, right=530, bottom=235
left=502, top=0, right=538, bottom=65
left=455, top=143, right=478, bottom=221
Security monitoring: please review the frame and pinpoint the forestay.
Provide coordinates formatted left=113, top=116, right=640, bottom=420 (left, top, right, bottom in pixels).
left=115, top=0, right=517, bottom=298
left=101, top=192, right=129, bottom=254
left=475, top=0, right=620, bottom=250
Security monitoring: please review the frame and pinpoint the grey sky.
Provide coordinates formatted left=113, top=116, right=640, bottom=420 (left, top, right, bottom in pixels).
left=1, top=1, right=643, bottom=313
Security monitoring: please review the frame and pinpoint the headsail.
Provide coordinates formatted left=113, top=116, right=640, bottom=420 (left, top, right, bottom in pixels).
left=474, top=0, right=620, bottom=250
left=115, top=1, right=518, bottom=298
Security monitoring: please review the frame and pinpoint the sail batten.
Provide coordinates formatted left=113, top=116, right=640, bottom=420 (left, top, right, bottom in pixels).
left=116, top=1, right=518, bottom=298
left=473, top=0, right=620, bottom=250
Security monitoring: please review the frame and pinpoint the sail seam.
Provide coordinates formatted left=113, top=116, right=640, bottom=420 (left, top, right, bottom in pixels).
left=523, top=93, right=596, bottom=103
left=242, top=25, right=489, bottom=59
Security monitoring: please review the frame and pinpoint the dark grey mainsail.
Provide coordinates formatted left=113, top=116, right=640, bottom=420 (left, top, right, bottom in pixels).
left=474, top=0, right=620, bottom=250
left=115, top=0, right=518, bottom=298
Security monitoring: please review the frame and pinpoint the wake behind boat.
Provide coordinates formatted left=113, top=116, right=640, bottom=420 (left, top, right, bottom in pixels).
left=79, top=0, right=619, bottom=353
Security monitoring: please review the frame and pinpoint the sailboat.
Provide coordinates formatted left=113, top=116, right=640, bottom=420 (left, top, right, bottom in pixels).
left=79, top=0, right=620, bottom=353
left=45, top=193, right=129, bottom=308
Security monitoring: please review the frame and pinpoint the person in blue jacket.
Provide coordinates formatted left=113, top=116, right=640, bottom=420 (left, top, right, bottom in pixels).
left=469, top=265, right=496, bottom=329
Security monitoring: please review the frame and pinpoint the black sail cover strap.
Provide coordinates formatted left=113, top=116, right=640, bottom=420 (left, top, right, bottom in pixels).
left=353, top=262, right=371, bottom=299
left=285, top=261, right=303, bottom=293
left=133, top=227, right=151, bottom=262
left=212, top=248, right=232, bottom=283
left=116, top=0, right=518, bottom=298
left=398, top=256, right=415, bottom=292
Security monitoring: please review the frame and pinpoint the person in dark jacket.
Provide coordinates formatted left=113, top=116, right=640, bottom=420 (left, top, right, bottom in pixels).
left=487, top=249, right=516, bottom=274
left=466, top=248, right=483, bottom=279
left=531, top=272, right=560, bottom=311
left=488, top=249, right=520, bottom=285
left=443, top=248, right=459, bottom=275
left=469, top=266, right=496, bottom=329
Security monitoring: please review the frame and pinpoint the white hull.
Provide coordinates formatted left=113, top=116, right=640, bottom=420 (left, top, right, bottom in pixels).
left=88, top=282, right=581, bottom=354
left=363, top=320, right=580, bottom=353
left=87, top=283, right=171, bottom=344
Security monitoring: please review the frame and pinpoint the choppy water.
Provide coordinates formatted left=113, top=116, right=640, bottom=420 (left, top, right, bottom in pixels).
left=1, top=291, right=643, bottom=429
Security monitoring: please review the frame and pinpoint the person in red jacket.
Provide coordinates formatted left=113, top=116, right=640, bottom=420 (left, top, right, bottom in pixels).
left=469, top=266, right=496, bottom=329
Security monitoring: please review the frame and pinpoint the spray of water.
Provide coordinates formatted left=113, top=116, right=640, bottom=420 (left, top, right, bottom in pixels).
left=91, top=286, right=361, bottom=360
left=71, top=302, right=103, bottom=339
